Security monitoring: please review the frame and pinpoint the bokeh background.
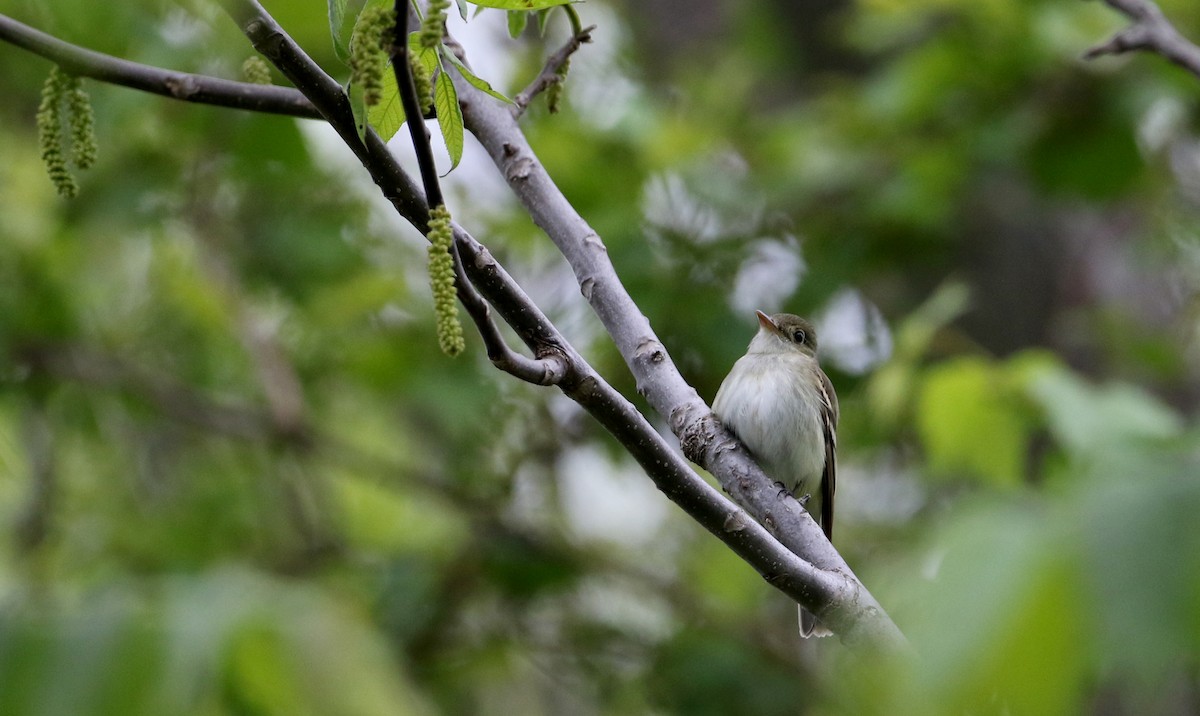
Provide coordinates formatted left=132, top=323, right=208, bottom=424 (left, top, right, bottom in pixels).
left=1, top=0, right=1199, bottom=713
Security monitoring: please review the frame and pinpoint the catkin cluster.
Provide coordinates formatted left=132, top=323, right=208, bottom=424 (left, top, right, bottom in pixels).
left=37, top=66, right=97, bottom=198
left=350, top=6, right=396, bottom=106
left=410, top=56, right=434, bottom=116
left=547, top=58, right=570, bottom=114
left=419, top=0, right=450, bottom=49
left=427, top=204, right=464, bottom=356
left=242, top=56, right=273, bottom=85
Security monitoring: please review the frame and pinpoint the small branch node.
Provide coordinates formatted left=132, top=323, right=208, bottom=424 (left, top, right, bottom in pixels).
left=512, top=25, right=595, bottom=118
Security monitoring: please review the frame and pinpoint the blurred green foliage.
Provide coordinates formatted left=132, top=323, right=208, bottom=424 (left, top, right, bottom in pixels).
left=1, top=0, right=1200, bottom=713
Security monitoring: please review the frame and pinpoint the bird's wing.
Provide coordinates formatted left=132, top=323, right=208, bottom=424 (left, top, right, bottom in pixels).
left=817, top=369, right=838, bottom=540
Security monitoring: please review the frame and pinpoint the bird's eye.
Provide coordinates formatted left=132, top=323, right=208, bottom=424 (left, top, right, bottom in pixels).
left=792, top=329, right=806, bottom=344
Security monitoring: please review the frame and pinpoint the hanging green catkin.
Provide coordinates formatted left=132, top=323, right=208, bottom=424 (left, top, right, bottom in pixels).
left=350, top=6, right=395, bottom=106
left=410, top=55, right=433, bottom=116
left=547, top=57, right=570, bottom=114
left=419, top=0, right=450, bottom=48
left=65, top=73, right=97, bottom=170
left=426, top=204, right=464, bottom=356
left=37, top=66, right=77, bottom=198
left=242, top=56, right=273, bottom=85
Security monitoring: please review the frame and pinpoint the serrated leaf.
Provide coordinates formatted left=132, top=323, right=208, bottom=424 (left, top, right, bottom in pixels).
left=366, top=64, right=404, bottom=141
left=434, top=69, right=464, bottom=172
left=442, top=50, right=512, bottom=103
left=507, top=10, right=528, bottom=38
left=472, top=0, right=572, bottom=9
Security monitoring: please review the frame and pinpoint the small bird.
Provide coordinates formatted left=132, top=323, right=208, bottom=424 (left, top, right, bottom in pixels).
left=712, top=311, right=839, bottom=637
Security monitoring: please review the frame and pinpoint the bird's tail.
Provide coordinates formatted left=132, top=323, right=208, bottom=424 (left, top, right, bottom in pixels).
left=799, top=604, right=833, bottom=638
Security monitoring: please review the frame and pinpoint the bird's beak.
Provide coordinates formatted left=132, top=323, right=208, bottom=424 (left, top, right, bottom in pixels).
left=755, top=310, right=780, bottom=335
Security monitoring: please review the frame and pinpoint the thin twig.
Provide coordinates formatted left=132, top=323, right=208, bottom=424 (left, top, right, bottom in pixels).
left=512, top=25, right=594, bottom=118
left=1085, top=0, right=1200, bottom=79
left=451, top=229, right=569, bottom=384
left=0, top=13, right=321, bottom=118
left=0, top=13, right=425, bottom=229
left=388, top=2, right=567, bottom=383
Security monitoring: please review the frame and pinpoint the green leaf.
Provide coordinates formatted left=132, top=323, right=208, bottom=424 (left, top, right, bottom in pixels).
left=454, top=0, right=469, bottom=21
left=412, top=36, right=440, bottom=78
left=329, top=0, right=373, bottom=64
left=917, top=357, right=1033, bottom=486
left=434, top=68, right=464, bottom=172
left=899, top=507, right=1087, bottom=716
left=442, top=49, right=512, bottom=103
left=507, top=10, right=528, bottom=38
left=366, top=38, right=441, bottom=142
left=472, top=0, right=572, bottom=9
left=1022, top=363, right=1183, bottom=457
left=333, top=473, right=469, bottom=558
left=348, top=80, right=369, bottom=141
left=328, top=0, right=351, bottom=62
left=536, top=8, right=552, bottom=35
left=866, top=280, right=970, bottom=430
left=366, top=64, right=404, bottom=141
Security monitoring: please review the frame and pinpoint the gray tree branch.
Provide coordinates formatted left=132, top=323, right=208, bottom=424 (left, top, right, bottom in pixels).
left=0, top=13, right=321, bottom=118
left=1086, top=0, right=1200, bottom=78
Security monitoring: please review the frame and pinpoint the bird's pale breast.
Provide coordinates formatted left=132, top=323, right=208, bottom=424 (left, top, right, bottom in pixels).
left=712, top=351, right=827, bottom=503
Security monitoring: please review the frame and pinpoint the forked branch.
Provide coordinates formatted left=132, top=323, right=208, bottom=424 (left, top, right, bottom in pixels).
left=1085, top=0, right=1200, bottom=79
left=512, top=24, right=594, bottom=117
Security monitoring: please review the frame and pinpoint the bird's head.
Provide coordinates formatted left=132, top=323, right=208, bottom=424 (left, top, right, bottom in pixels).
left=750, top=310, right=819, bottom=359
